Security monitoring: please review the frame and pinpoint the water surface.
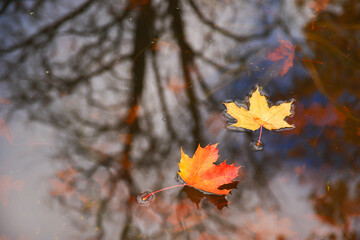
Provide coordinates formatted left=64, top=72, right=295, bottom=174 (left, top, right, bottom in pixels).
left=0, top=0, right=359, bottom=239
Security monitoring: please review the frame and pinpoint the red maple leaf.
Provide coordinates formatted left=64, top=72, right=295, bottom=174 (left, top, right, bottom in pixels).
left=267, top=36, right=295, bottom=77
left=152, top=41, right=179, bottom=52
left=178, top=144, right=240, bottom=195
left=0, top=175, right=24, bottom=206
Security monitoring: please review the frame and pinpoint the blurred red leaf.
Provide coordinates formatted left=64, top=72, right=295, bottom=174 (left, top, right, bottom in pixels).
left=124, top=105, right=141, bottom=124
left=56, top=165, right=77, bottom=182
left=0, top=98, right=10, bottom=104
left=49, top=178, right=75, bottom=198
left=196, top=232, right=225, bottom=240
left=308, top=0, right=330, bottom=13
left=287, top=102, right=346, bottom=137
left=305, top=102, right=346, bottom=127
left=167, top=202, right=191, bottom=225
left=205, top=112, right=226, bottom=136
left=119, top=133, right=133, bottom=145
left=0, top=117, right=13, bottom=143
left=50, top=166, right=77, bottom=198
left=0, top=175, right=24, bottom=206
left=79, top=194, right=98, bottom=212
left=152, top=41, right=179, bottom=52
left=16, top=236, right=31, bottom=240
left=294, top=164, right=306, bottom=177
left=0, top=235, right=32, bottom=240
left=308, top=0, right=330, bottom=29
left=246, top=208, right=297, bottom=239
left=267, top=36, right=295, bottom=77
left=166, top=199, right=206, bottom=232
left=167, top=76, right=186, bottom=94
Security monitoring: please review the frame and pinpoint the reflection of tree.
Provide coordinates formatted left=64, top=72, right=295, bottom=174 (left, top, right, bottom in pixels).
left=311, top=180, right=360, bottom=239
left=1, top=0, right=359, bottom=239
left=302, top=2, right=360, bottom=238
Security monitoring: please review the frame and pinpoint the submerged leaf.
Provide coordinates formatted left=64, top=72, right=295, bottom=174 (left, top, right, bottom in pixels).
left=0, top=175, right=24, bottom=206
left=0, top=117, right=13, bottom=143
left=267, top=36, right=295, bottom=77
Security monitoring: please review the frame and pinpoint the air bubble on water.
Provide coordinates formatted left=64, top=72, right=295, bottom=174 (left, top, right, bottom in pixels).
left=249, top=140, right=264, bottom=151
left=137, top=191, right=155, bottom=206
left=162, top=117, right=166, bottom=121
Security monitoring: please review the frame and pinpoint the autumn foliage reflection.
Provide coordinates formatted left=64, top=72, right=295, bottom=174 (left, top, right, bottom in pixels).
left=0, top=0, right=359, bottom=239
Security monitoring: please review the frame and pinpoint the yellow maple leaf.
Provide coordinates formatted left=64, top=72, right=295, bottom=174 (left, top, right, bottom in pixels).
left=223, top=87, right=294, bottom=131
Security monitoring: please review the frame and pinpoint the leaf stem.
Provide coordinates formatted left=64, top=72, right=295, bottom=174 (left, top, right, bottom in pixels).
left=257, top=125, right=263, bottom=146
left=142, top=184, right=187, bottom=201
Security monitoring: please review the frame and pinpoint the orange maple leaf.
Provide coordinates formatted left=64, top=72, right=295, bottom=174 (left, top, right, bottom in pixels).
left=178, top=144, right=240, bottom=195
left=223, top=87, right=295, bottom=131
left=267, top=37, right=295, bottom=77
left=0, top=175, right=24, bottom=206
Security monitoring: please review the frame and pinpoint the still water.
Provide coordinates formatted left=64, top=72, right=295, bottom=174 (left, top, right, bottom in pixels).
left=0, top=0, right=359, bottom=239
